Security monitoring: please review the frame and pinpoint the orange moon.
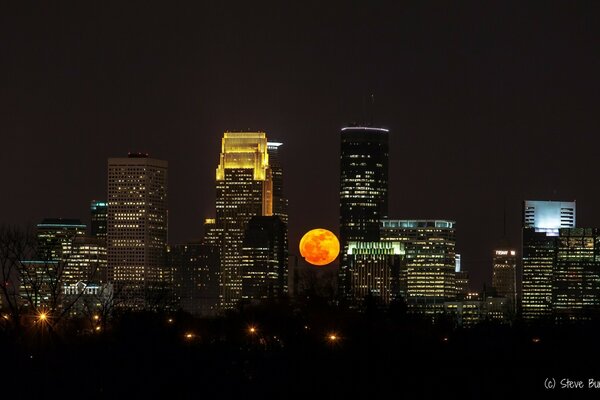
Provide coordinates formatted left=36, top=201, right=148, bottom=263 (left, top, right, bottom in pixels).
left=299, top=228, right=340, bottom=266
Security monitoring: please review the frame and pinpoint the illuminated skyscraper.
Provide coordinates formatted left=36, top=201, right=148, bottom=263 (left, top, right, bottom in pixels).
left=241, top=216, right=288, bottom=302
left=90, top=200, right=108, bottom=242
left=554, top=228, right=600, bottom=322
left=215, top=132, right=273, bottom=309
left=380, top=219, right=456, bottom=316
left=523, top=200, right=575, bottom=229
left=107, top=153, right=168, bottom=309
left=522, top=200, right=576, bottom=321
left=492, top=248, right=517, bottom=315
left=339, top=126, right=389, bottom=302
left=346, top=241, right=404, bottom=306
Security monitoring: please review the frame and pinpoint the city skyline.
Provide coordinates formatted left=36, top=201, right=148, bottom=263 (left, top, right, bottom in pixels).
left=3, top=1, right=600, bottom=293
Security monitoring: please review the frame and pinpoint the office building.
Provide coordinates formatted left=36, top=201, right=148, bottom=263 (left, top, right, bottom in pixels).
left=381, top=219, right=456, bottom=315
left=90, top=200, right=108, bottom=242
left=241, top=216, right=288, bottom=302
left=492, top=248, right=517, bottom=315
left=107, top=153, right=168, bottom=309
left=215, top=132, right=273, bottom=309
left=345, top=241, right=404, bottom=306
left=267, top=142, right=288, bottom=225
left=168, top=242, right=220, bottom=316
left=339, top=126, right=389, bottom=301
left=522, top=199, right=576, bottom=321
left=36, top=218, right=87, bottom=261
left=554, top=228, right=600, bottom=321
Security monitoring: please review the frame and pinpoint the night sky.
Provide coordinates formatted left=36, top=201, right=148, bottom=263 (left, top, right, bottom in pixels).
left=2, top=1, right=600, bottom=290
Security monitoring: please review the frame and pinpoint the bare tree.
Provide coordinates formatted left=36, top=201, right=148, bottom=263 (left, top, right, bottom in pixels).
left=0, top=224, right=103, bottom=337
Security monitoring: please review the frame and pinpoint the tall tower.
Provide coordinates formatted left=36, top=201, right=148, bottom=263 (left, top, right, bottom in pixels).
left=215, top=132, right=272, bottom=309
left=339, top=126, right=389, bottom=301
left=107, top=153, right=168, bottom=309
left=492, top=248, right=517, bottom=315
left=380, top=219, right=456, bottom=315
left=522, top=200, right=575, bottom=321
left=267, top=142, right=288, bottom=225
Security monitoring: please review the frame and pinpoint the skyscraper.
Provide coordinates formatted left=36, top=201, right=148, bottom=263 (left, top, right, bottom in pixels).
left=380, top=219, right=456, bottom=315
left=346, top=241, right=404, bottom=306
left=339, top=126, right=389, bottom=301
left=107, top=153, right=168, bottom=309
left=90, top=200, right=108, bottom=242
left=241, top=216, right=288, bottom=302
left=267, top=142, right=288, bottom=225
left=554, top=228, right=600, bottom=322
left=168, top=242, right=220, bottom=316
left=522, top=200, right=576, bottom=321
left=215, top=132, right=273, bottom=309
left=492, top=248, right=517, bottom=315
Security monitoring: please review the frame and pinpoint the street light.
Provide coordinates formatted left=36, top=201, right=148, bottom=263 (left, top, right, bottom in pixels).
left=37, top=312, right=48, bottom=322
left=327, top=332, right=339, bottom=343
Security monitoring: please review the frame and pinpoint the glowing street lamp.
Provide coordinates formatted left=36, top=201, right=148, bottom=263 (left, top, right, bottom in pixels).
left=248, top=326, right=257, bottom=335
left=37, top=312, right=48, bottom=323
left=327, top=333, right=340, bottom=343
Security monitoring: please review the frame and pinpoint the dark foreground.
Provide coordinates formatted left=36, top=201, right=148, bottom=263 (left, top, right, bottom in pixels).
left=2, top=305, right=599, bottom=399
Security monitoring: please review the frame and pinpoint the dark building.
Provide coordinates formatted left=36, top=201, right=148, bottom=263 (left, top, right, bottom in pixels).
left=168, top=242, right=220, bottom=316
left=346, top=241, right=403, bottom=307
left=339, top=126, right=389, bottom=302
left=241, top=216, right=288, bottom=302
left=268, top=142, right=288, bottom=225
left=492, top=248, right=517, bottom=316
left=455, top=271, right=470, bottom=299
left=90, top=200, right=108, bottom=242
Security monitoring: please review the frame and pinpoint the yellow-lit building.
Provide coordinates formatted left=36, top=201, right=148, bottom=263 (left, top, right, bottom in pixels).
left=215, top=132, right=273, bottom=309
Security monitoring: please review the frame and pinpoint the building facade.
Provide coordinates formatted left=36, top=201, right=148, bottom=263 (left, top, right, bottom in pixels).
left=345, top=241, right=403, bottom=306
left=554, top=228, right=600, bottom=322
left=339, top=126, right=389, bottom=302
left=36, top=218, right=87, bottom=261
left=215, top=132, right=273, bottom=309
left=267, top=142, right=288, bottom=225
left=240, top=216, right=288, bottom=302
left=107, top=153, right=168, bottom=309
left=168, top=242, right=220, bottom=316
left=90, top=200, right=108, bottom=242
left=492, top=248, right=517, bottom=315
left=522, top=199, right=576, bottom=322
left=380, top=219, right=456, bottom=315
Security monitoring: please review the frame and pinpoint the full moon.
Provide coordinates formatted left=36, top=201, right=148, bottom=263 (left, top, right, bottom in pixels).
left=299, top=228, right=340, bottom=266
